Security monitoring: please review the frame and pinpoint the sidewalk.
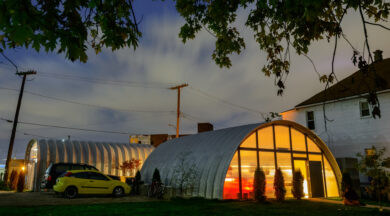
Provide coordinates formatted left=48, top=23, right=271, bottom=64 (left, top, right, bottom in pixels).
left=310, top=198, right=390, bottom=211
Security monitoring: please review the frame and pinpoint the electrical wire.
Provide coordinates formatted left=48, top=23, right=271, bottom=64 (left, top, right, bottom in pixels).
left=0, top=86, right=175, bottom=114
left=38, top=72, right=178, bottom=89
left=187, top=86, right=267, bottom=117
left=0, top=117, right=131, bottom=135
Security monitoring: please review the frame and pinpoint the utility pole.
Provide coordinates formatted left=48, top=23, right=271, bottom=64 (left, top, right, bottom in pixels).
left=169, top=83, right=188, bottom=138
left=4, top=70, right=36, bottom=185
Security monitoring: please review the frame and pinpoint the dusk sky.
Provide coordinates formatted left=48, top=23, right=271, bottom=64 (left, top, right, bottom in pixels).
left=1, top=0, right=390, bottom=161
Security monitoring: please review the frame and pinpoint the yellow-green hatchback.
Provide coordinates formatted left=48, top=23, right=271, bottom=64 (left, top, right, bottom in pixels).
left=53, top=170, right=131, bottom=199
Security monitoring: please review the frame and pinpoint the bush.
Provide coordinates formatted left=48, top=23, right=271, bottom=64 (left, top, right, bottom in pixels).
left=8, top=170, right=18, bottom=190
left=292, top=170, right=304, bottom=200
left=253, top=167, right=266, bottom=202
left=152, top=168, right=161, bottom=183
left=0, top=180, right=10, bottom=190
left=17, top=172, right=25, bottom=192
left=134, top=170, right=141, bottom=195
left=274, top=167, right=286, bottom=201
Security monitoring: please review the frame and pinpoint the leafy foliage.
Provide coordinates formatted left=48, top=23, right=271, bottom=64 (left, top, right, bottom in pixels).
left=170, top=152, right=198, bottom=195
left=341, top=172, right=353, bottom=197
left=152, top=168, right=161, bottom=184
left=116, top=159, right=142, bottom=176
left=17, top=171, right=25, bottom=192
left=0, top=0, right=141, bottom=62
left=292, top=170, right=304, bottom=200
left=253, top=167, right=266, bottom=202
left=274, top=167, right=286, bottom=201
left=8, top=169, right=18, bottom=190
left=357, top=146, right=390, bottom=203
left=175, top=0, right=390, bottom=95
left=134, top=170, right=141, bottom=195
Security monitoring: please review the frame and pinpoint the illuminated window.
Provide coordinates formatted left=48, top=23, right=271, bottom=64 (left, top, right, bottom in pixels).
left=223, top=152, right=240, bottom=199
left=291, top=129, right=306, bottom=152
left=240, top=133, right=257, bottom=148
left=307, top=138, right=321, bottom=153
left=359, top=101, right=370, bottom=117
left=258, top=127, right=274, bottom=149
left=324, top=157, right=339, bottom=197
left=259, top=151, right=275, bottom=198
left=306, top=111, right=315, bottom=130
left=275, top=126, right=290, bottom=150
left=277, top=153, right=292, bottom=197
left=240, top=150, right=258, bottom=199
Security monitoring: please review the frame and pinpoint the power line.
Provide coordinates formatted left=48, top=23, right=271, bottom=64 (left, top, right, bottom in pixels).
left=187, top=86, right=266, bottom=117
left=38, top=72, right=178, bottom=89
left=0, top=86, right=175, bottom=114
left=0, top=117, right=131, bottom=135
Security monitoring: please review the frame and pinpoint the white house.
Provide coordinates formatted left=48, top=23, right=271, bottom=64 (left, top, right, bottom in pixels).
left=281, top=58, right=390, bottom=159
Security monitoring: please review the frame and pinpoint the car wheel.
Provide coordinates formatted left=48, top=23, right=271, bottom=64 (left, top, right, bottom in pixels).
left=113, top=187, right=124, bottom=197
left=64, top=186, right=78, bottom=199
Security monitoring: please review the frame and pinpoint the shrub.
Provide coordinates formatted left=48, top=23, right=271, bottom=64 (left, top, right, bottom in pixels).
left=292, top=170, right=304, bottom=200
left=152, top=168, right=161, bottom=183
left=0, top=180, right=10, bottom=190
left=8, top=170, right=18, bottom=190
left=341, top=172, right=353, bottom=197
left=17, top=172, right=25, bottom=192
left=274, top=167, right=286, bottom=201
left=134, top=170, right=141, bottom=195
left=253, top=167, right=266, bottom=202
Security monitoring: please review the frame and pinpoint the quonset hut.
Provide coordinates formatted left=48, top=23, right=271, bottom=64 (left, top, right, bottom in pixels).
left=25, top=139, right=154, bottom=191
left=141, top=120, right=341, bottom=199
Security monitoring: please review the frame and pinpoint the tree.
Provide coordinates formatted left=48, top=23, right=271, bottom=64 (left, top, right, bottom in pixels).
left=175, top=0, right=389, bottom=115
left=17, top=171, right=25, bottom=192
left=116, top=159, right=142, bottom=176
left=8, top=169, right=18, bottom=190
left=357, top=146, right=390, bottom=204
left=134, top=170, right=142, bottom=195
left=170, top=152, right=198, bottom=196
left=274, top=167, right=286, bottom=201
left=253, top=167, right=266, bottom=202
left=152, top=168, right=161, bottom=184
left=0, top=0, right=141, bottom=62
left=292, top=170, right=304, bottom=200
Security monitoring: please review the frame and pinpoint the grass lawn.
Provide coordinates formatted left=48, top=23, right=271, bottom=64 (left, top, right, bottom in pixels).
left=0, top=198, right=389, bottom=216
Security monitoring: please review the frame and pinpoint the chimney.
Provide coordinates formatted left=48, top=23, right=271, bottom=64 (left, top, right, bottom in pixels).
left=198, top=122, right=213, bottom=133
left=374, top=50, right=383, bottom=62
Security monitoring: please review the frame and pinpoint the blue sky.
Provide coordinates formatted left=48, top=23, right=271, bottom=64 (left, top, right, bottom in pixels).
left=1, top=1, right=390, bottom=162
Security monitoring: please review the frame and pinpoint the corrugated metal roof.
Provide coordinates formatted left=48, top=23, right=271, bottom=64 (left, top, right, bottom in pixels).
left=141, top=123, right=262, bottom=199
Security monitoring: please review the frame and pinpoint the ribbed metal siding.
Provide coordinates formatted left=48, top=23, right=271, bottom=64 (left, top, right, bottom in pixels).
left=26, top=140, right=154, bottom=191
left=141, top=124, right=261, bottom=199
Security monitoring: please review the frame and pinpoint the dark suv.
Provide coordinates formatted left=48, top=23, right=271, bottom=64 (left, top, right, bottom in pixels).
left=41, top=163, right=98, bottom=189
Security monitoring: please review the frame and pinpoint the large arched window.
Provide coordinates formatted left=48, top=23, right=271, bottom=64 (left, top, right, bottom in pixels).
left=223, top=124, right=339, bottom=199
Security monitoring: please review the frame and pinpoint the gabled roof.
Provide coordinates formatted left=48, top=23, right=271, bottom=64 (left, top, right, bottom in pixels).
left=296, top=58, right=390, bottom=107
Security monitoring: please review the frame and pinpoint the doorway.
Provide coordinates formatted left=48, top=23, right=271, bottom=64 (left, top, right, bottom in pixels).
left=309, top=161, right=324, bottom=197
left=293, top=159, right=309, bottom=198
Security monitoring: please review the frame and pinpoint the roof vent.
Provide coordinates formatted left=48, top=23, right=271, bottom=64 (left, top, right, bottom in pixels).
left=374, top=50, right=383, bottom=62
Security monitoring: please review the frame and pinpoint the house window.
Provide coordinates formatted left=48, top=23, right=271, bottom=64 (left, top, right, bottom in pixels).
left=360, top=101, right=370, bottom=117
left=306, top=111, right=315, bottom=130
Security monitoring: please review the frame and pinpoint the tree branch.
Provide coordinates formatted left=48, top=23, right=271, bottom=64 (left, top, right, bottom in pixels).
left=365, top=21, right=390, bottom=31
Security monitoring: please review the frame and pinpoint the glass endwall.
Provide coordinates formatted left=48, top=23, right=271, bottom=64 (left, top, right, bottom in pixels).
left=223, top=125, right=340, bottom=199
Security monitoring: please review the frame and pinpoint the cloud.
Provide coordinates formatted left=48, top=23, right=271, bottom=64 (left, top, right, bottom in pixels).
left=0, top=7, right=390, bottom=160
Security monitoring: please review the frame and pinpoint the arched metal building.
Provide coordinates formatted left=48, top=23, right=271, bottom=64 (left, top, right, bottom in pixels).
left=25, top=139, right=154, bottom=191
left=141, top=120, right=341, bottom=199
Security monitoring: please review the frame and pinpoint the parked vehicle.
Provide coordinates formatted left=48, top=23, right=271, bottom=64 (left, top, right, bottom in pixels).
left=53, top=170, right=131, bottom=198
left=41, top=163, right=98, bottom=189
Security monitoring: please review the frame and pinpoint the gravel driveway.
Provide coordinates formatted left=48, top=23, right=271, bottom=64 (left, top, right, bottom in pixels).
left=0, top=191, right=153, bottom=207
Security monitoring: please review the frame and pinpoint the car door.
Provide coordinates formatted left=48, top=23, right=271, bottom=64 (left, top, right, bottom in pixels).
left=70, top=172, right=90, bottom=194
left=86, top=172, right=111, bottom=194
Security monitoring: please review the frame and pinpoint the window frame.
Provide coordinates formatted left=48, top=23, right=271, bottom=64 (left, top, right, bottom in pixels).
left=306, top=111, right=315, bottom=130
left=359, top=101, right=371, bottom=118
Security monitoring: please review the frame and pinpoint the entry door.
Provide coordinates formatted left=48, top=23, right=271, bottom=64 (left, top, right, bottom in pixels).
left=309, top=161, right=324, bottom=198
